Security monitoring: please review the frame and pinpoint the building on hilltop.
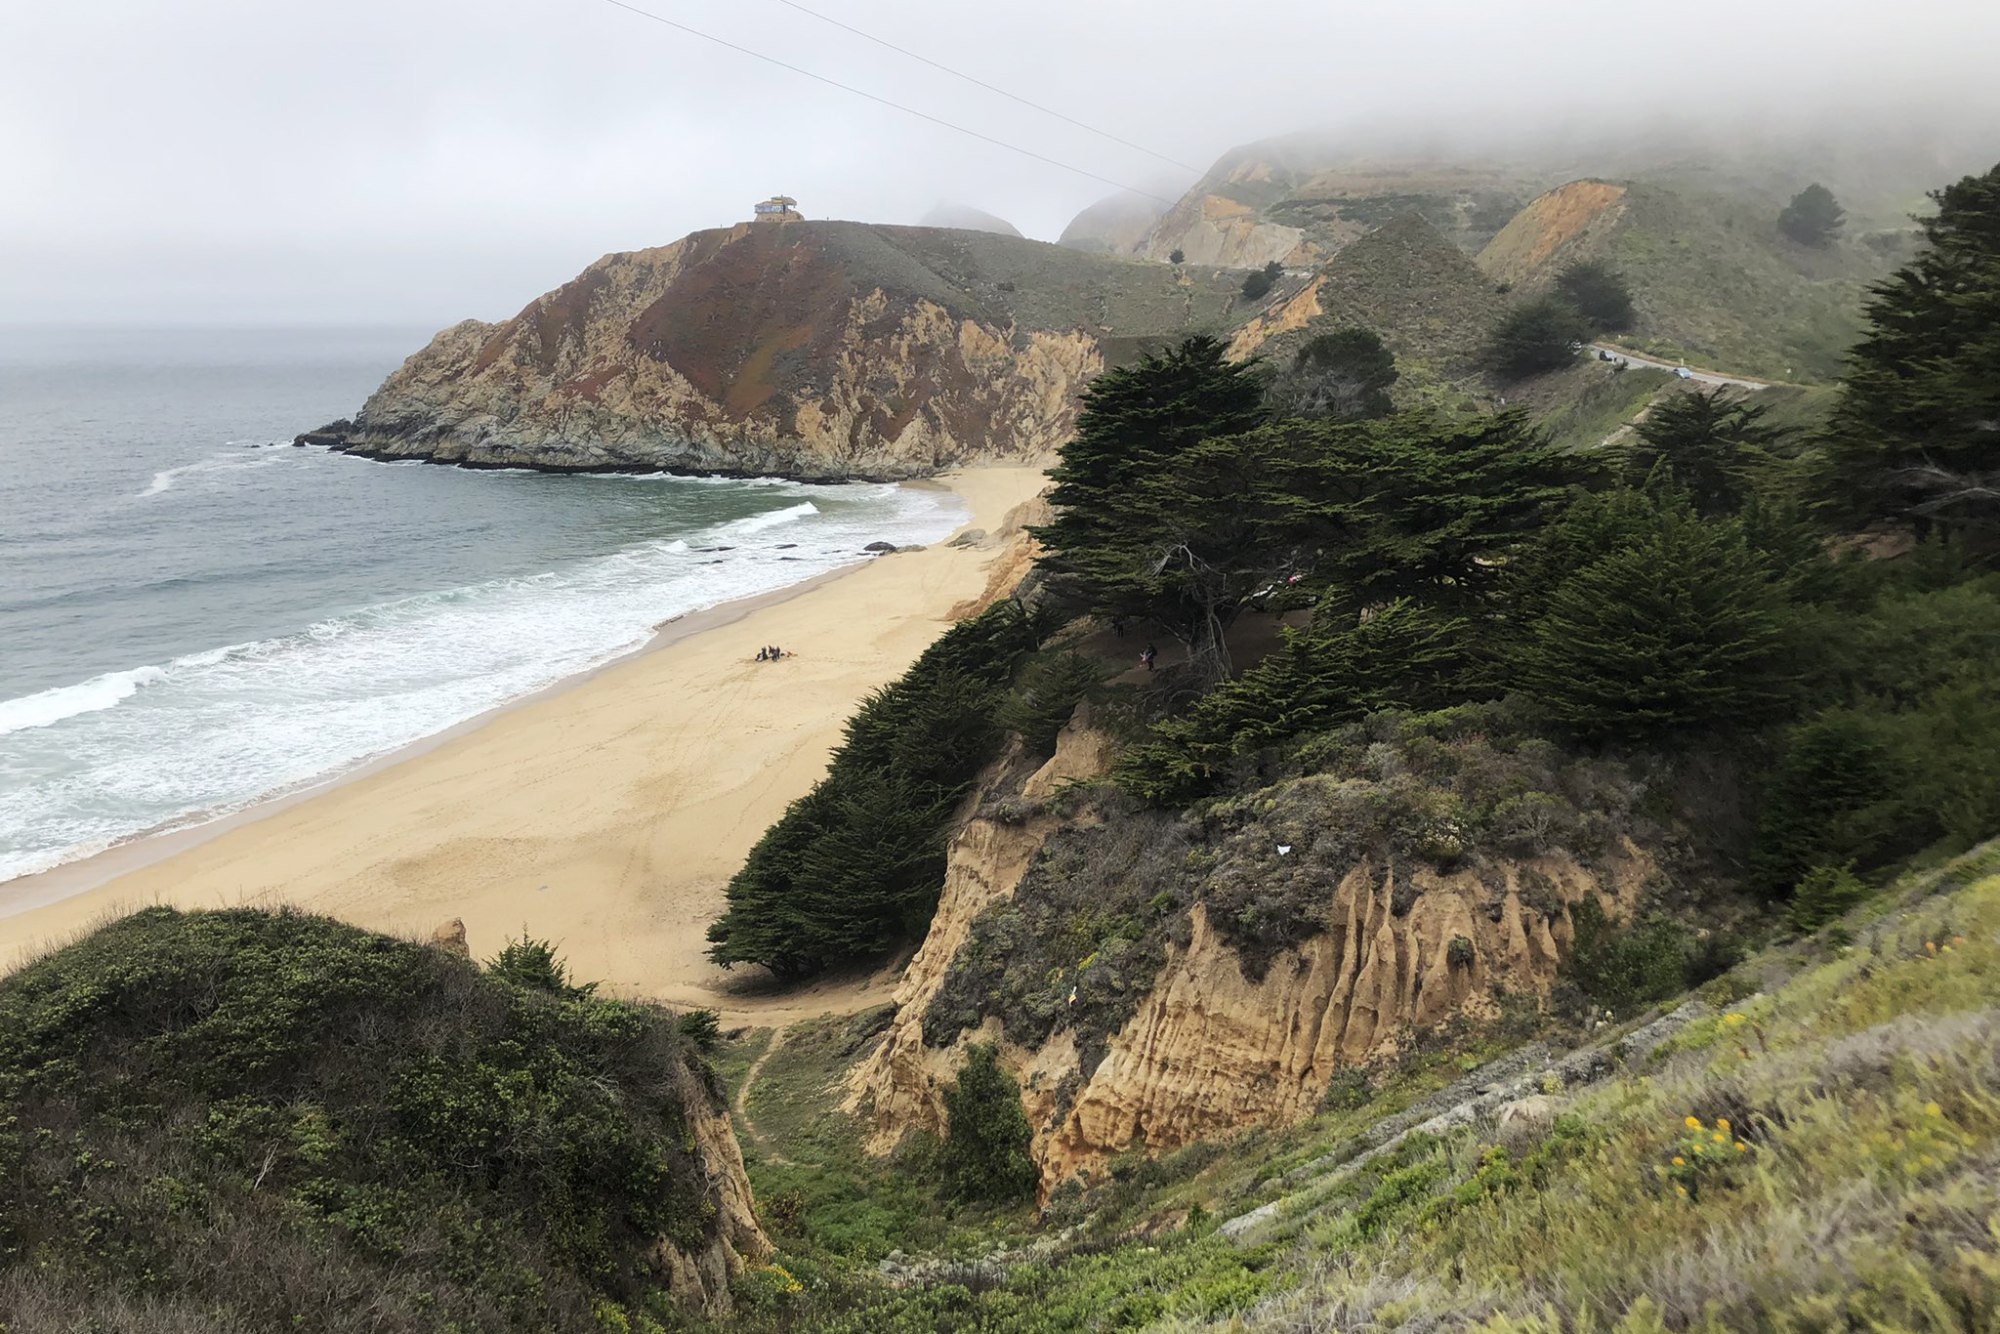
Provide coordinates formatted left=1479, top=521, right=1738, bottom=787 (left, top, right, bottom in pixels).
left=753, top=195, right=801, bottom=223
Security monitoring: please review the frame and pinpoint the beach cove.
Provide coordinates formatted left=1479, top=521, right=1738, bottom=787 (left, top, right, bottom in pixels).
left=0, top=466, right=1047, bottom=1020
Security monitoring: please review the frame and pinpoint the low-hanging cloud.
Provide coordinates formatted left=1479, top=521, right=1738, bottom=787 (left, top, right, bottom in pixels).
left=2, top=0, right=1995, bottom=324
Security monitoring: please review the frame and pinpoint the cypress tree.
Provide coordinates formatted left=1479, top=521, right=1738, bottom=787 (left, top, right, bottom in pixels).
left=1823, top=162, right=2000, bottom=540
left=1778, top=183, right=1845, bottom=247
left=1626, top=389, right=1785, bottom=516
left=1554, top=259, right=1636, bottom=333
left=1513, top=498, right=1795, bottom=741
left=941, top=1044, right=1038, bottom=1203
left=1267, top=327, right=1399, bottom=421
left=705, top=602, right=1036, bottom=977
left=1485, top=296, right=1593, bottom=380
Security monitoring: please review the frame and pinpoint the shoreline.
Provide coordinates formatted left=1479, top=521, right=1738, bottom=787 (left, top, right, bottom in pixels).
left=0, top=465, right=1047, bottom=1018
left=1, top=561, right=870, bottom=916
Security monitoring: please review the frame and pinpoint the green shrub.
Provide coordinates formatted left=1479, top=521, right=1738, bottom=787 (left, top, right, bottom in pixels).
left=0, top=907, right=715, bottom=1331
left=1566, top=897, right=1691, bottom=1017
left=676, top=1008, right=723, bottom=1053
left=1117, top=601, right=1472, bottom=804
left=1787, top=864, right=1871, bottom=932
left=490, top=931, right=595, bottom=996
left=997, top=651, right=1105, bottom=754
left=940, top=1045, right=1037, bottom=1204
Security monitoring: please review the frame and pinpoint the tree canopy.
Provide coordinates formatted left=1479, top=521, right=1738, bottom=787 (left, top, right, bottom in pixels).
left=1778, top=183, right=1846, bottom=247
left=1554, top=260, right=1636, bottom=333
left=1266, top=327, right=1399, bottom=421
left=1485, top=296, right=1592, bottom=380
left=1240, top=260, right=1284, bottom=301
left=1626, top=388, right=1784, bottom=515
left=1511, top=493, right=1796, bottom=741
left=1823, top=162, right=2000, bottom=541
left=705, top=602, right=1038, bottom=977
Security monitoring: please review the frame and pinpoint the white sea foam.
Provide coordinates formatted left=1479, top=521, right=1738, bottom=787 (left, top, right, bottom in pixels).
left=728, top=501, right=819, bottom=533
left=138, top=450, right=286, bottom=497
left=0, top=481, right=964, bottom=886
left=0, top=666, right=167, bottom=738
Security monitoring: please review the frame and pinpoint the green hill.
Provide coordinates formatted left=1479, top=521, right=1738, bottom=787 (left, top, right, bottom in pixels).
left=1230, top=213, right=1506, bottom=389
left=0, top=908, right=760, bottom=1333
left=1479, top=179, right=1886, bottom=382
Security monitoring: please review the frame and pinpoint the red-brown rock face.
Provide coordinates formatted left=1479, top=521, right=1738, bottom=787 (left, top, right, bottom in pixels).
left=309, top=221, right=1241, bottom=480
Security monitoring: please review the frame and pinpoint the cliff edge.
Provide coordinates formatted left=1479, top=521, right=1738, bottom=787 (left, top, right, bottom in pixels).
left=303, top=221, right=1242, bottom=480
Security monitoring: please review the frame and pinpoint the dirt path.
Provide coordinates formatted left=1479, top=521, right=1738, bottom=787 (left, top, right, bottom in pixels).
left=731, top=1027, right=793, bottom=1163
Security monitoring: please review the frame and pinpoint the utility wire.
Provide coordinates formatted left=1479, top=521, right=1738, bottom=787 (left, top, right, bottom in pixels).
left=592, top=0, right=1180, bottom=205
left=764, top=0, right=1200, bottom=174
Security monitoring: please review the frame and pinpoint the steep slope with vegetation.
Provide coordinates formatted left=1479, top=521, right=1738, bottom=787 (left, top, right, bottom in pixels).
left=1479, top=179, right=1885, bottom=381
left=680, top=158, right=2000, bottom=1327
left=1228, top=214, right=1504, bottom=387
left=706, top=842, right=2000, bottom=1332
left=0, top=909, right=766, bottom=1332
left=302, top=221, right=1245, bottom=480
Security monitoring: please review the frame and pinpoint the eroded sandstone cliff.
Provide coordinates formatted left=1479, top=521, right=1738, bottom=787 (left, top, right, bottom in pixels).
left=304, top=221, right=1242, bottom=480
left=848, top=707, right=1662, bottom=1195
left=666, top=1056, right=773, bottom=1314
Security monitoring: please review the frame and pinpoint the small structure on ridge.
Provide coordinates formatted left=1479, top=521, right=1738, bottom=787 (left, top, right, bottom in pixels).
left=753, top=195, right=801, bottom=223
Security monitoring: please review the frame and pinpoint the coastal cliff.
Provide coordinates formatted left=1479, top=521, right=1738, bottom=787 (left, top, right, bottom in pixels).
left=847, top=705, right=1662, bottom=1194
left=303, top=221, right=1242, bottom=480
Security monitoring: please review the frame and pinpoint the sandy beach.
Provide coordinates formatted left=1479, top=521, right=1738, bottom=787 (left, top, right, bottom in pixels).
left=0, top=465, right=1047, bottom=1019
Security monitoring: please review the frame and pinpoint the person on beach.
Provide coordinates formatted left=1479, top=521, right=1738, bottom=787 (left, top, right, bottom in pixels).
left=1141, top=644, right=1157, bottom=671
left=755, top=647, right=768, bottom=662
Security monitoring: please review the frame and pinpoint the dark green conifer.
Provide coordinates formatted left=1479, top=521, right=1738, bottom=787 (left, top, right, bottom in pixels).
left=1823, top=163, right=2000, bottom=539
left=1514, top=497, right=1794, bottom=740
left=1626, top=389, right=1784, bottom=515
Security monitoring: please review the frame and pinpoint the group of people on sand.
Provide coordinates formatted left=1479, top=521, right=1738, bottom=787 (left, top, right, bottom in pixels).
left=754, top=645, right=790, bottom=662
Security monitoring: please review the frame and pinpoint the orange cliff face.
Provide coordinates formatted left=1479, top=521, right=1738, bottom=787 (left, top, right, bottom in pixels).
left=1477, top=180, right=1631, bottom=288
left=304, top=221, right=1243, bottom=481
left=846, top=713, right=1658, bottom=1197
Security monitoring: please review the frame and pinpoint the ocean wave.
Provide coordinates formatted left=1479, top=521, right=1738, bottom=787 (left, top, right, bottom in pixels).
left=139, top=451, right=287, bottom=498
left=729, top=501, right=820, bottom=533
left=0, top=477, right=965, bottom=884
left=0, top=665, right=167, bottom=737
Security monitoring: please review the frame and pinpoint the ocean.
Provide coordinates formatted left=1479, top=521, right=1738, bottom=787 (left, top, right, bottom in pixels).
left=0, top=326, right=965, bottom=889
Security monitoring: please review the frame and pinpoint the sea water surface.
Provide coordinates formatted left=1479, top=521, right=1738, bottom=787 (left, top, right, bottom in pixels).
left=0, top=326, right=965, bottom=890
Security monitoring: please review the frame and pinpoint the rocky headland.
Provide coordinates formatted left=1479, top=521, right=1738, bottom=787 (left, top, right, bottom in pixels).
left=299, top=221, right=1243, bottom=481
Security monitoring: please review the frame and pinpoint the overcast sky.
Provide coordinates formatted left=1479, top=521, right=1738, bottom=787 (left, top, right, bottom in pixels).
left=2, top=0, right=1995, bottom=326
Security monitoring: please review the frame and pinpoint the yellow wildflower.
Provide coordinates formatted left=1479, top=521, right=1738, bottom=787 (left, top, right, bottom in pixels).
left=1735, top=1141, right=1748, bottom=1153
left=1723, top=1013, right=1747, bottom=1027
left=1716, top=1118, right=1732, bottom=1131
left=1685, top=1116, right=1702, bottom=1130
left=1675, top=1185, right=1688, bottom=1197
left=1712, top=1132, right=1727, bottom=1143
left=1672, top=1156, right=1686, bottom=1166
left=1926, top=1102, right=1944, bottom=1117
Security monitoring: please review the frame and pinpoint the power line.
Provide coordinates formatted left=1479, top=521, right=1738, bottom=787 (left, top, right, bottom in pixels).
left=764, top=0, right=1200, bottom=174
left=591, top=0, right=1180, bottom=206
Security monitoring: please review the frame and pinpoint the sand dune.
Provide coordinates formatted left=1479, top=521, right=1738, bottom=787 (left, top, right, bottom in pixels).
left=0, top=467, right=1047, bottom=1021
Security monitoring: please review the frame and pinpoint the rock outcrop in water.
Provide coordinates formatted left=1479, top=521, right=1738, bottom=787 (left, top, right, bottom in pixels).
left=302, top=222, right=1243, bottom=481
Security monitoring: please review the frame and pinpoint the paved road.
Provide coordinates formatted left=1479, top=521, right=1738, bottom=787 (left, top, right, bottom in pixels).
left=1589, top=343, right=1772, bottom=391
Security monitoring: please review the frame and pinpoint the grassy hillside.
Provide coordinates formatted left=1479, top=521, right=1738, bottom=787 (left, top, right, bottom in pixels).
left=0, top=908, right=736, bottom=1334
left=1480, top=181, right=1884, bottom=383
left=1245, top=215, right=1506, bottom=383
left=697, top=842, right=2000, bottom=1332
